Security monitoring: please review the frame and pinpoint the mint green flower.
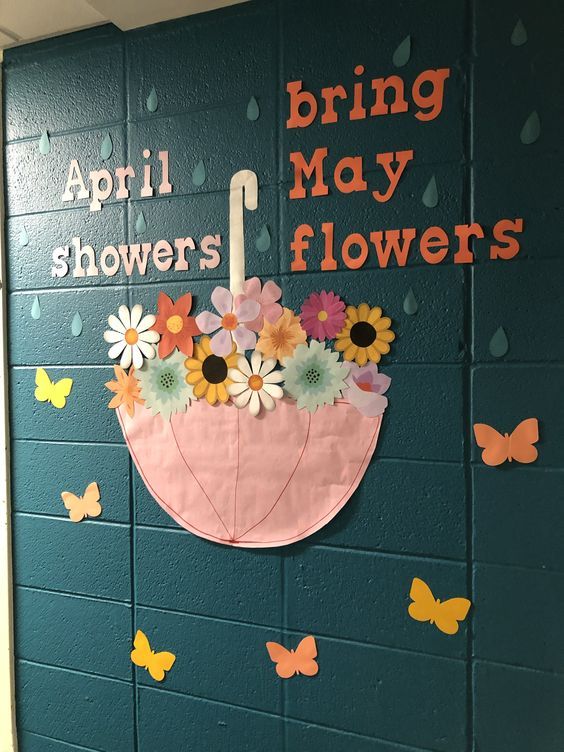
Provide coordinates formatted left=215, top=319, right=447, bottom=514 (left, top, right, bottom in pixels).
left=282, top=340, right=349, bottom=413
left=137, top=350, right=195, bottom=421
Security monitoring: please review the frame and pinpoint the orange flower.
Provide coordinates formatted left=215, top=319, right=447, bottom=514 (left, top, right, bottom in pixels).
left=105, top=366, right=144, bottom=418
left=152, top=292, right=200, bottom=359
left=256, top=307, right=306, bottom=362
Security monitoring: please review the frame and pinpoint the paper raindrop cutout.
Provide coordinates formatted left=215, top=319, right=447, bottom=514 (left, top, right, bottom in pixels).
left=71, top=312, right=83, bottom=337
left=520, top=110, right=540, bottom=144
left=31, top=296, right=41, bottom=320
left=408, top=577, right=471, bottom=635
left=39, top=130, right=51, bottom=155
left=393, top=35, right=411, bottom=67
left=19, top=226, right=29, bottom=248
left=473, top=418, right=538, bottom=466
left=422, top=175, right=438, bottom=208
left=100, top=133, right=113, bottom=160
left=489, top=326, right=509, bottom=358
left=255, top=224, right=271, bottom=253
left=146, top=87, right=158, bottom=113
left=403, top=288, right=418, bottom=315
left=247, top=96, right=260, bottom=121
left=192, top=160, right=206, bottom=187
left=511, top=18, right=528, bottom=46
left=135, top=211, right=147, bottom=236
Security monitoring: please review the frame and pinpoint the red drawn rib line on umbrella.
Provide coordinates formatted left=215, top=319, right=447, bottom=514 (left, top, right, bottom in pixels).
left=238, top=417, right=381, bottom=545
left=236, top=412, right=312, bottom=541
left=117, top=408, right=234, bottom=542
left=170, top=421, right=233, bottom=541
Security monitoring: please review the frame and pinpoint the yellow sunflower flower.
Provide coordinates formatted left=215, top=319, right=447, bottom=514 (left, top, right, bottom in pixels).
left=184, top=336, right=238, bottom=405
left=335, top=304, right=395, bottom=365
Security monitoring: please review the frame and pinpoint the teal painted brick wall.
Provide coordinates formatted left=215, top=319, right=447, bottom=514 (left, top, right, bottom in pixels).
left=4, top=1, right=563, bottom=750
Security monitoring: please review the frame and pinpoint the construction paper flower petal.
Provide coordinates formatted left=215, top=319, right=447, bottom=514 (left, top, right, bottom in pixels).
left=234, top=326, right=256, bottom=352
left=211, top=286, right=233, bottom=316
left=195, top=311, right=222, bottom=334
left=235, top=298, right=261, bottom=323
left=211, top=328, right=234, bottom=357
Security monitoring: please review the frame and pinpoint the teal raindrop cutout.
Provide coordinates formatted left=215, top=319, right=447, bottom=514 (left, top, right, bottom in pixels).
left=192, top=160, right=206, bottom=187
left=422, top=175, right=438, bottom=208
left=100, top=133, right=113, bottom=160
left=392, top=35, right=411, bottom=67
left=511, top=18, right=528, bottom=46
left=489, top=326, right=509, bottom=358
left=247, top=96, right=260, bottom=121
left=146, top=87, right=158, bottom=113
left=520, top=110, right=540, bottom=144
left=135, top=211, right=147, bottom=235
left=19, top=226, right=29, bottom=248
left=39, top=130, right=51, bottom=155
left=255, top=224, right=271, bottom=253
left=31, top=296, right=41, bottom=320
left=403, top=288, right=418, bottom=315
left=71, top=312, right=83, bottom=337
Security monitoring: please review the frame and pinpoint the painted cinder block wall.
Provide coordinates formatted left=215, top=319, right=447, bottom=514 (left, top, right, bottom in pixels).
left=4, top=0, right=564, bottom=750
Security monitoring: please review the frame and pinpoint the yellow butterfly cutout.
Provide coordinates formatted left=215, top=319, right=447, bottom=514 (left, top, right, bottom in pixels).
left=408, top=577, right=471, bottom=635
left=34, top=367, right=73, bottom=409
left=61, top=482, right=102, bottom=523
left=130, top=629, right=176, bottom=682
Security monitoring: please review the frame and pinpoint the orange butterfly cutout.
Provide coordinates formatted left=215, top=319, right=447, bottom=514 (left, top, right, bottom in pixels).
left=408, top=578, right=471, bottom=635
left=473, top=418, right=539, bottom=466
left=266, top=635, right=319, bottom=679
left=61, top=482, right=102, bottom=523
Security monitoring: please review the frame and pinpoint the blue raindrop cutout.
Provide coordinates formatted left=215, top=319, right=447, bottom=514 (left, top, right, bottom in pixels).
left=71, top=312, right=83, bottom=337
left=31, top=296, right=41, bottom=320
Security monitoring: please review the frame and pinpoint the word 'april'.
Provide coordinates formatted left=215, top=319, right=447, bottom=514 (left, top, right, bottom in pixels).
left=53, top=149, right=222, bottom=278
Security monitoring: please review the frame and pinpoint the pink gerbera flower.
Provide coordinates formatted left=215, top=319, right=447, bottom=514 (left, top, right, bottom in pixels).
left=300, top=291, right=346, bottom=340
left=195, top=286, right=260, bottom=356
left=234, top=277, right=283, bottom=332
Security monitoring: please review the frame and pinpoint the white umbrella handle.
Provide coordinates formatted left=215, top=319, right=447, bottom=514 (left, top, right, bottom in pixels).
left=229, top=170, right=258, bottom=296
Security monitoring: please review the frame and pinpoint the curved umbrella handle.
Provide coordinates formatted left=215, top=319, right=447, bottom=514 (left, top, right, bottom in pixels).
left=229, top=170, right=258, bottom=295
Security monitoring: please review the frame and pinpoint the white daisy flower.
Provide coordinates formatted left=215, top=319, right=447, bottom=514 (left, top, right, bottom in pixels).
left=228, top=350, right=284, bottom=417
left=103, top=304, right=160, bottom=369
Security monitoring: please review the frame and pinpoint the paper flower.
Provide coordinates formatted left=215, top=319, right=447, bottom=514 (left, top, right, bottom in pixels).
left=104, top=304, right=159, bottom=369
left=105, top=366, right=144, bottom=418
left=137, top=351, right=195, bottom=421
left=234, top=277, right=283, bottom=332
left=335, top=304, right=395, bottom=365
left=228, top=350, right=284, bottom=416
left=185, top=335, right=239, bottom=406
left=256, top=307, right=307, bottom=363
left=195, top=286, right=260, bottom=357
left=342, top=363, right=391, bottom=417
left=300, top=290, right=346, bottom=340
left=151, top=292, right=200, bottom=359
left=282, top=340, right=349, bottom=413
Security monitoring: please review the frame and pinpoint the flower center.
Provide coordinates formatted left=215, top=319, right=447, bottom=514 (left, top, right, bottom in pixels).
left=305, top=367, right=321, bottom=385
left=248, top=374, right=264, bottom=391
left=124, top=328, right=139, bottom=345
left=158, top=369, right=177, bottom=392
left=350, top=321, right=376, bottom=348
left=356, top=380, right=374, bottom=393
left=317, top=310, right=328, bottom=322
left=202, top=354, right=228, bottom=384
left=221, top=313, right=238, bottom=331
left=166, top=314, right=184, bottom=334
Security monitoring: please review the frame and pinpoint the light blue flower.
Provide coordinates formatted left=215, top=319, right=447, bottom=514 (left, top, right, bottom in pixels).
left=137, top=350, right=195, bottom=421
left=282, top=340, right=349, bottom=413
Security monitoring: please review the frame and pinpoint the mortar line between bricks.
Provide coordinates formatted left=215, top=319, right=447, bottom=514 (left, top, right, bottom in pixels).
left=463, top=1, right=477, bottom=750
left=17, top=730, right=105, bottom=752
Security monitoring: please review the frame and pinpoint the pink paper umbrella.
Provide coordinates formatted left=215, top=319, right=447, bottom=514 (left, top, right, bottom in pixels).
left=113, top=170, right=387, bottom=548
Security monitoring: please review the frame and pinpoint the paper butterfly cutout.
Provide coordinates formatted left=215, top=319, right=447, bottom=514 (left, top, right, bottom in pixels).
left=408, top=577, right=471, bottom=635
left=266, top=635, right=319, bottom=679
left=473, top=418, right=539, bottom=466
left=61, top=482, right=102, bottom=523
left=34, top=367, right=73, bottom=409
left=130, top=629, right=176, bottom=682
